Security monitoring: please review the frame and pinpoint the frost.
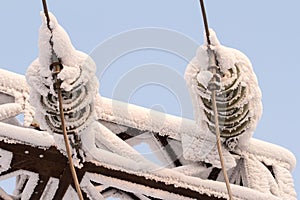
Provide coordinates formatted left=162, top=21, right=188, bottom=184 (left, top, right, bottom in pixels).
left=96, top=96, right=190, bottom=141
left=0, top=66, right=296, bottom=199
left=0, top=149, right=13, bottom=174
left=0, top=67, right=296, bottom=199
left=0, top=122, right=54, bottom=147
left=40, top=178, right=59, bottom=200
left=272, top=165, right=297, bottom=199
left=0, top=69, right=34, bottom=126
left=93, top=95, right=296, bottom=199
left=0, top=11, right=296, bottom=199
left=196, top=70, right=213, bottom=89
left=26, top=12, right=99, bottom=161
left=12, top=171, right=39, bottom=200
left=92, top=122, right=147, bottom=163
left=183, top=28, right=263, bottom=168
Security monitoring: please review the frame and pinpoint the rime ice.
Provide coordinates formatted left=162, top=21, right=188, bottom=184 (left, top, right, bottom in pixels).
left=25, top=12, right=149, bottom=168
left=0, top=68, right=296, bottom=199
left=184, top=29, right=263, bottom=168
left=26, top=12, right=99, bottom=163
left=0, top=12, right=296, bottom=200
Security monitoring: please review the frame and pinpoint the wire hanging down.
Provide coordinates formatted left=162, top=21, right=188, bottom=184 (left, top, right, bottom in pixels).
left=41, top=0, right=84, bottom=200
left=199, top=1, right=233, bottom=199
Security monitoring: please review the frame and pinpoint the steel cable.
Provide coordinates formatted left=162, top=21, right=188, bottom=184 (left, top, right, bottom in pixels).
left=41, top=1, right=84, bottom=199
left=199, top=1, right=233, bottom=199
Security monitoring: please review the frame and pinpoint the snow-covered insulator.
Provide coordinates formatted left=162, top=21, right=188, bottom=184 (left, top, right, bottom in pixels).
left=40, top=70, right=94, bottom=135
left=25, top=12, right=152, bottom=169
left=197, top=62, right=250, bottom=138
left=26, top=12, right=98, bottom=155
left=183, top=29, right=262, bottom=167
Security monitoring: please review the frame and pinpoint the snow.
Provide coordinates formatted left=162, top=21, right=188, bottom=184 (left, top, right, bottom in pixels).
left=248, top=138, right=296, bottom=171
left=272, top=165, right=297, bottom=199
left=96, top=96, right=187, bottom=141
left=95, top=96, right=296, bottom=199
left=183, top=28, right=263, bottom=168
left=0, top=149, right=12, bottom=174
left=0, top=66, right=296, bottom=199
left=27, top=12, right=97, bottom=110
left=0, top=122, right=54, bottom=148
left=92, top=122, right=147, bottom=163
left=81, top=160, right=282, bottom=200
left=40, top=178, right=59, bottom=200
left=0, top=12, right=296, bottom=199
left=24, top=12, right=173, bottom=181
left=0, top=103, right=22, bottom=122
left=0, top=69, right=34, bottom=126
left=174, top=163, right=212, bottom=177
left=7, top=170, right=39, bottom=200
left=95, top=95, right=296, bottom=168
left=244, top=154, right=280, bottom=196
left=20, top=172, right=39, bottom=200
left=82, top=172, right=195, bottom=200
left=80, top=174, right=106, bottom=199
left=26, top=12, right=99, bottom=160
left=196, top=70, right=213, bottom=89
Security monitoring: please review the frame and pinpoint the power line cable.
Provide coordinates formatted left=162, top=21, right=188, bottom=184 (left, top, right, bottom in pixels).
left=41, top=1, right=84, bottom=199
left=199, top=1, right=233, bottom=199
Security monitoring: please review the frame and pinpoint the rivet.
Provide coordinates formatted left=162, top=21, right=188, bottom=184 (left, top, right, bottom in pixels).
left=24, top=150, right=29, bottom=154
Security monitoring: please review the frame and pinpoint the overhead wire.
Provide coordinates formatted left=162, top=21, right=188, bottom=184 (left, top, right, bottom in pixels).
left=199, top=1, right=233, bottom=199
left=40, top=1, right=233, bottom=199
left=41, top=1, right=84, bottom=199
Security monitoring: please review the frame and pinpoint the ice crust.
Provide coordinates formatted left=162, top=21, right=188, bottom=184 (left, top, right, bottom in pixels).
left=0, top=13, right=296, bottom=200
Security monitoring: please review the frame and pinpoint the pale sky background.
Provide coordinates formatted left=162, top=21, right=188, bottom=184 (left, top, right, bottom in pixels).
left=0, top=0, right=299, bottom=197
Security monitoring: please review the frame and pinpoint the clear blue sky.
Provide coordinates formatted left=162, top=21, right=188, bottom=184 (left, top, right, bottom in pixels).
left=0, top=0, right=299, bottom=197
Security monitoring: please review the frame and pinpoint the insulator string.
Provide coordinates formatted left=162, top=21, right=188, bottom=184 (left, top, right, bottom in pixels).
left=41, top=1, right=84, bottom=199
left=199, top=1, right=233, bottom=199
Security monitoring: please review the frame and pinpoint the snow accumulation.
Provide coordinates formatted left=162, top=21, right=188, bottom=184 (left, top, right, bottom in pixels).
left=26, top=12, right=98, bottom=134
left=0, top=122, right=54, bottom=148
left=95, top=95, right=296, bottom=199
left=0, top=70, right=296, bottom=199
left=0, top=69, right=34, bottom=126
left=40, top=177, right=59, bottom=200
left=23, top=12, right=159, bottom=172
left=95, top=96, right=296, bottom=170
left=83, top=155, right=283, bottom=200
left=92, top=29, right=296, bottom=199
left=183, top=28, right=263, bottom=169
left=0, top=11, right=296, bottom=200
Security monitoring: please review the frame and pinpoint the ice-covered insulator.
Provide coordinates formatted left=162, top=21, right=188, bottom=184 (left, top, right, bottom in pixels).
left=40, top=71, right=95, bottom=135
left=25, top=12, right=151, bottom=171
left=26, top=12, right=98, bottom=159
left=198, top=63, right=250, bottom=138
left=183, top=29, right=262, bottom=167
